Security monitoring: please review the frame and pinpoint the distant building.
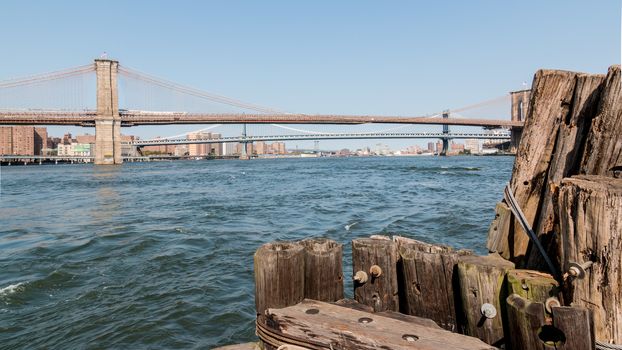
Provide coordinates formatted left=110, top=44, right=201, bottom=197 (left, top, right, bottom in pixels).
left=0, top=127, right=12, bottom=155
left=464, top=139, right=480, bottom=154
left=10, top=126, right=35, bottom=155
left=187, top=132, right=221, bottom=156
left=34, top=127, right=47, bottom=155
left=427, top=142, right=435, bottom=153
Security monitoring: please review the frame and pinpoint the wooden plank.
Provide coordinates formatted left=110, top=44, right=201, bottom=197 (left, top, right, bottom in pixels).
left=300, top=238, right=344, bottom=302
left=506, top=269, right=559, bottom=303
left=580, top=65, right=622, bottom=176
left=212, top=342, right=262, bottom=350
left=352, top=237, right=399, bottom=312
left=254, top=241, right=305, bottom=315
left=398, top=238, right=471, bottom=332
left=552, top=306, right=594, bottom=350
left=486, top=202, right=513, bottom=259
left=505, top=294, right=549, bottom=350
left=457, top=254, right=514, bottom=345
left=526, top=73, right=606, bottom=271
left=558, top=175, right=622, bottom=343
left=333, top=298, right=441, bottom=329
left=487, top=69, right=578, bottom=263
left=258, top=299, right=496, bottom=350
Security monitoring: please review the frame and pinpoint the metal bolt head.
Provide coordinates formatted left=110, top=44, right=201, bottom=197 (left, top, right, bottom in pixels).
left=545, top=297, right=561, bottom=314
left=369, top=265, right=382, bottom=278
left=354, top=270, right=368, bottom=284
left=481, top=303, right=497, bottom=319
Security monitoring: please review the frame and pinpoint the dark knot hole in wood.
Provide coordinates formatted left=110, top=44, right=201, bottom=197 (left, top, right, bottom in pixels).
left=305, top=308, right=319, bottom=315
left=538, top=325, right=566, bottom=347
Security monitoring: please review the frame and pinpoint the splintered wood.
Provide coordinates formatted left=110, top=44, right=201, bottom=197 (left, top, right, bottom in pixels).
left=558, top=176, right=622, bottom=343
left=257, top=299, right=495, bottom=350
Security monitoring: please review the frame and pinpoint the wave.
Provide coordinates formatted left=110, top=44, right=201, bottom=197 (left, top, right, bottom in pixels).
left=408, top=166, right=481, bottom=172
left=0, top=282, right=26, bottom=297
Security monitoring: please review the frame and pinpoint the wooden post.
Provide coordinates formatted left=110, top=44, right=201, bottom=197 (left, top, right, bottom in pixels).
left=551, top=306, right=594, bottom=350
left=397, top=237, right=471, bottom=332
left=526, top=73, right=605, bottom=271
left=457, top=254, right=514, bottom=345
left=506, top=294, right=594, bottom=350
left=254, top=241, right=305, bottom=315
left=558, top=176, right=622, bottom=344
left=300, top=238, right=344, bottom=302
left=487, top=69, right=579, bottom=263
left=579, top=65, right=621, bottom=176
left=352, top=237, right=399, bottom=312
left=506, top=269, right=559, bottom=304
left=506, top=294, right=547, bottom=350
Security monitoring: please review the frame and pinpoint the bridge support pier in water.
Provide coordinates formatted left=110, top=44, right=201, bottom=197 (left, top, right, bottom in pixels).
left=440, top=110, right=450, bottom=156
left=94, top=59, right=122, bottom=165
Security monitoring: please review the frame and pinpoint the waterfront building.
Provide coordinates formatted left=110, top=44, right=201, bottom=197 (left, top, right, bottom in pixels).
left=223, top=142, right=237, bottom=156
left=464, top=139, right=480, bottom=154
left=427, top=142, right=435, bottom=153
left=0, top=127, right=12, bottom=154
left=34, top=127, right=47, bottom=155
left=11, top=126, right=35, bottom=155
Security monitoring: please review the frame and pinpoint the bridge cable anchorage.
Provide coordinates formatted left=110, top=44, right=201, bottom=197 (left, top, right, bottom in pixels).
left=0, top=64, right=94, bottom=89
left=117, top=65, right=289, bottom=114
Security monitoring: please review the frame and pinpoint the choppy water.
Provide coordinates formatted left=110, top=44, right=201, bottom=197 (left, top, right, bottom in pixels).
left=0, top=156, right=513, bottom=349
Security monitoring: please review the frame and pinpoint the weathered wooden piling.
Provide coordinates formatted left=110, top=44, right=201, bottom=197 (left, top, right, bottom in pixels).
left=558, top=176, right=622, bottom=344
left=506, top=269, right=558, bottom=303
left=352, top=236, right=399, bottom=312
left=487, top=69, right=579, bottom=264
left=300, top=238, right=344, bottom=302
left=457, top=254, right=514, bottom=346
left=254, top=241, right=305, bottom=315
left=397, top=237, right=471, bottom=332
left=506, top=294, right=594, bottom=350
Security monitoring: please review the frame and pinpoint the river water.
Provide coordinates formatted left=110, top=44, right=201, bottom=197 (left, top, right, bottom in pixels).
left=0, top=156, right=513, bottom=349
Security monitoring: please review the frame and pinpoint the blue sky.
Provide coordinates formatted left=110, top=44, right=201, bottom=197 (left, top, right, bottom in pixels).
left=0, top=1, right=619, bottom=150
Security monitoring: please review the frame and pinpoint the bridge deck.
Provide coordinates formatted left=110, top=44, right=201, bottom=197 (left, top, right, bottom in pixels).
left=0, top=111, right=523, bottom=128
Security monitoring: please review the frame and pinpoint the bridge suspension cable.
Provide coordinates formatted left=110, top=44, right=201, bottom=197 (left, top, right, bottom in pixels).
left=159, top=124, right=224, bottom=140
left=451, top=95, right=510, bottom=113
left=0, top=64, right=94, bottom=89
left=118, top=65, right=288, bottom=114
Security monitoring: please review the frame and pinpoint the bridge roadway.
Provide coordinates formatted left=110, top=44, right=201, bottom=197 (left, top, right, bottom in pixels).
left=0, top=110, right=523, bottom=128
left=131, top=132, right=511, bottom=146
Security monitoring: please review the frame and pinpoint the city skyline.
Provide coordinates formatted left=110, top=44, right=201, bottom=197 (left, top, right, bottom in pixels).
left=0, top=1, right=618, bottom=149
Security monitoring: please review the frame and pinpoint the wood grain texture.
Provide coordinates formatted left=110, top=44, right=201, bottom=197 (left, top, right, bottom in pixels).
left=558, top=175, right=622, bottom=344
left=580, top=65, right=622, bottom=176
left=526, top=73, right=606, bottom=271
left=505, top=294, right=548, bottom=350
left=398, top=238, right=471, bottom=332
left=506, top=269, right=559, bottom=303
left=457, top=254, right=514, bottom=346
left=552, top=306, right=594, bottom=350
left=352, top=237, right=399, bottom=312
left=300, top=238, right=344, bottom=302
left=487, top=69, right=578, bottom=263
left=258, top=299, right=496, bottom=350
left=254, top=241, right=305, bottom=315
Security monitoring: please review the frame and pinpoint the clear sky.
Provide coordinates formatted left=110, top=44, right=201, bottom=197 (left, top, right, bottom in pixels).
left=0, top=1, right=619, bottom=150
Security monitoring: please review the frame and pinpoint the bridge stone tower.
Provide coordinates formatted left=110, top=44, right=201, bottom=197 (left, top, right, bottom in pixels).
left=510, top=89, right=530, bottom=152
left=440, top=110, right=450, bottom=156
left=94, top=59, right=122, bottom=165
